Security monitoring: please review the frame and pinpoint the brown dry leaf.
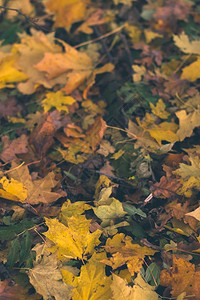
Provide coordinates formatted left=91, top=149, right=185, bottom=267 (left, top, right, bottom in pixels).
left=102, top=233, right=156, bottom=275
left=86, top=116, right=107, bottom=151
left=75, top=8, right=105, bottom=34
left=4, top=161, right=64, bottom=205
left=29, top=252, right=73, bottom=300
left=0, top=97, right=22, bottom=118
left=13, top=30, right=65, bottom=94
left=29, top=111, right=64, bottom=158
left=0, top=279, right=40, bottom=300
left=0, top=134, right=28, bottom=162
left=165, top=200, right=190, bottom=220
left=150, top=165, right=181, bottom=198
left=35, top=41, right=114, bottom=97
left=160, top=255, right=200, bottom=298
left=43, top=0, right=90, bottom=31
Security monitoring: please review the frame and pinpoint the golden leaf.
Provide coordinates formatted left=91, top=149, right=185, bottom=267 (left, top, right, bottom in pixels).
left=150, top=99, right=170, bottom=119
left=44, top=215, right=102, bottom=260
left=102, top=233, right=156, bottom=275
left=62, top=252, right=112, bottom=300
left=41, top=91, right=75, bottom=113
left=0, top=54, right=28, bottom=89
left=0, top=176, right=27, bottom=202
left=176, top=108, right=200, bottom=141
left=160, top=255, right=200, bottom=298
left=43, top=0, right=90, bottom=31
left=181, top=57, right=200, bottom=81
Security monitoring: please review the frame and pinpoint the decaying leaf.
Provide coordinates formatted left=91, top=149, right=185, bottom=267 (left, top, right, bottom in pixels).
left=111, top=273, right=158, bottom=300
left=160, top=255, right=200, bottom=298
left=29, top=252, right=73, bottom=300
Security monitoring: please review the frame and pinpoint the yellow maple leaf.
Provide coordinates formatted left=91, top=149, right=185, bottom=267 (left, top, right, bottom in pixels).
left=132, top=65, right=146, bottom=82
left=173, top=32, right=200, bottom=54
left=0, top=176, right=27, bottom=202
left=181, top=57, right=200, bottom=81
left=173, top=155, right=200, bottom=197
left=35, top=41, right=114, bottom=98
left=125, top=24, right=142, bottom=43
left=144, top=29, right=162, bottom=43
left=43, top=0, right=90, bottom=31
left=176, top=108, right=200, bottom=141
left=45, top=215, right=102, bottom=260
left=102, top=233, right=156, bottom=275
left=148, top=122, right=178, bottom=145
left=150, top=99, right=170, bottom=119
left=62, top=252, right=112, bottom=300
left=60, top=199, right=91, bottom=225
left=0, top=54, right=28, bottom=89
left=41, top=91, right=76, bottom=113
left=111, top=273, right=158, bottom=300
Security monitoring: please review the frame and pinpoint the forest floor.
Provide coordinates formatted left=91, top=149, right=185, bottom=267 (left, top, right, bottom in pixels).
left=0, top=0, right=200, bottom=299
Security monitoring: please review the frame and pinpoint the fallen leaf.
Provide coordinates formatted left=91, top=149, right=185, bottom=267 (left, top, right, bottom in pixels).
left=86, top=116, right=107, bottom=151
left=43, top=0, right=90, bottom=31
left=2, top=161, right=64, bottom=204
left=41, top=91, right=76, bottom=113
left=29, top=252, right=73, bottom=300
left=93, top=196, right=126, bottom=227
left=111, top=273, right=158, bottom=300
left=29, top=111, right=64, bottom=158
left=44, top=215, right=102, bottom=260
left=0, top=279, right=40, bottom=300
left=0, top=134, right=28, bottom=162
left=62, top=252, right=112, bottom=300
left=173, top=32, right=200, bottom=54
left=0, top=53, right=28, bottom=89
left=160, top=255, right=200, bottom=298
left=102, top=233, right=156, bottom=275
left=150, top=99, right=170, bottom=119
left=0, top=176, right=27, bottom=202
left=13, top=30, right=64, bottom=94
left=35, top=41, right=114, bottom=97
left=181, top=58, right=200, bottom=82
left=0, top=0, right=34, bottom=19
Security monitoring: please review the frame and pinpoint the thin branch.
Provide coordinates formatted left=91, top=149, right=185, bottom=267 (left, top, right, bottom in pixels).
left=0, top=6, right=51, bottom=32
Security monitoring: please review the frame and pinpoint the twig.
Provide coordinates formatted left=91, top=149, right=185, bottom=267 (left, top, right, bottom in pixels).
left=74, top=23, right=127, bottom=48
left=0, top=6, right=51, bottom=32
